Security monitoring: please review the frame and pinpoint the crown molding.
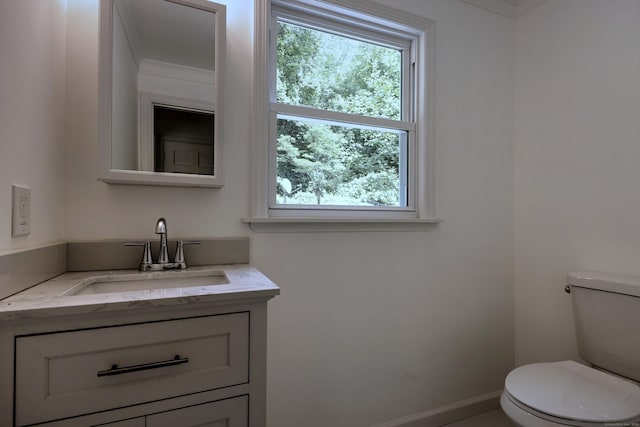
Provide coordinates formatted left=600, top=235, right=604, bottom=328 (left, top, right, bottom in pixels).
left=113, top=0, right=143, bottom=67
left=461, top=0, right=548, bottom=19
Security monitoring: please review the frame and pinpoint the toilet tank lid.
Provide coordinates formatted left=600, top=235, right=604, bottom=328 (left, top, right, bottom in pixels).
left=568, top=271, right=640, bottom=297
left=505, top=361, right=640, bottom=422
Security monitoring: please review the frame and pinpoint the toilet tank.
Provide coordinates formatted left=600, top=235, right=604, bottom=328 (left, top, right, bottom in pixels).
left=568, top=272, right=640, bottom=382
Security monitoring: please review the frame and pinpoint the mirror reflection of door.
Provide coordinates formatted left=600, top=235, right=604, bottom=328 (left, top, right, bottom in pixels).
left=154, top=106, right=215, bottom=175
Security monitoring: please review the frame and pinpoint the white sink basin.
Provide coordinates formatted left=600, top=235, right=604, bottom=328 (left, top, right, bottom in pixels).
left=65, top=270, right=229, bottom=296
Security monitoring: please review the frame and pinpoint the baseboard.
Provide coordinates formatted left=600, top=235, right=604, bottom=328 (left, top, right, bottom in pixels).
left=371, top=390, right=502, bottom=427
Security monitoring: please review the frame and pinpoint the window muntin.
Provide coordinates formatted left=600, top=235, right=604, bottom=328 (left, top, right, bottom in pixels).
left=271, top=7, right=417, bottom=212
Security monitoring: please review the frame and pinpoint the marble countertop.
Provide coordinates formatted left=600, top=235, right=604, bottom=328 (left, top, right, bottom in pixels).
left=0, top=265, right=280, bottom=320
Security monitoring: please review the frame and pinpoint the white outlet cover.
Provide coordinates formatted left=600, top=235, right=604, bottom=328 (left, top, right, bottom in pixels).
left=12, top=185, right=31, bottom=237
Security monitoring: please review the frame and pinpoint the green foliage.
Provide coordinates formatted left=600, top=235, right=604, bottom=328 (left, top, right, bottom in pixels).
left=276, top=23, right=320, bottom=105
left=276, top=20, right=405, bottom=206
left=341, top=171, right=401, bottom=206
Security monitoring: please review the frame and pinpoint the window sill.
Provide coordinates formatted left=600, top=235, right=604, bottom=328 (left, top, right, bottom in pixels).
left=242, top=217, right=442, bottom=233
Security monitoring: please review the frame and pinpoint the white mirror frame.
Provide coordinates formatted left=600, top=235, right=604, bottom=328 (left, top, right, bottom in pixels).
left=98, top=0, right=226, bottom=187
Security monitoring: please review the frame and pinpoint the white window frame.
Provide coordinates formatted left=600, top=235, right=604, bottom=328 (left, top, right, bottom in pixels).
left=245, top=0, right=439, bottom=232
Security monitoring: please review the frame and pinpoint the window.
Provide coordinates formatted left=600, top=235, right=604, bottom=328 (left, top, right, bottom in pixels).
left=246, top=0, right=437, bottom=231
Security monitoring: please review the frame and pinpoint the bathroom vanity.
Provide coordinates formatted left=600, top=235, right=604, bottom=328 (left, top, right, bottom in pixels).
left=0, top=265, right=279, bottom=427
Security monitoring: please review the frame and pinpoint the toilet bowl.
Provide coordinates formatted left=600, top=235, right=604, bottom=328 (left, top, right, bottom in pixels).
left=501, top=272, right=640, bottom=427
left=501, top=361, right=640, bottom=427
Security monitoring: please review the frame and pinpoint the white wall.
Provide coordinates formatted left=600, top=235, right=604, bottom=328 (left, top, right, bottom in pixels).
left=0, top=0, right=67, bottom=252
left=514, top=0, right=640, bottom=365
left=111, top=8, right=139, bottom=170
left=258, top=2, right=515, bottom=424
left=29, top=0, right=512, bottom=425
left=64, top=0, right=248, bottom=240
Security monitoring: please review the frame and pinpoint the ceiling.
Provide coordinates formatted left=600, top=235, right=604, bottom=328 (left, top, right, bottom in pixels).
left=115, top=0, right=216, bottom=71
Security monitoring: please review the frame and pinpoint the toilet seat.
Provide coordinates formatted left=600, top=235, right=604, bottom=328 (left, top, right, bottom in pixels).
left=503, top=361, right=640, bottom=426
left=501, top=391, right=610, bottom=427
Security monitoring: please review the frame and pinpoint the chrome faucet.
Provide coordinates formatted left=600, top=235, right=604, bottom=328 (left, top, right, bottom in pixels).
left=155, top=218, right=170, bottom=265
left=125, top=218, right=200, bottom=272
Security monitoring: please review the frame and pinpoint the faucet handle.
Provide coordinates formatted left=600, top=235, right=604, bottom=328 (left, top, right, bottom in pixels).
left=124, top=241, right=153, bottom=271
left=174, top=240, right=200, bottom=268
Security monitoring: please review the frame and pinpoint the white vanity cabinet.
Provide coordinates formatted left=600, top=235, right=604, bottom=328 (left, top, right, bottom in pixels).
left=103, top=417, right=146, bottom=427
left=101, top=420, right=145, bottom=427
left=146, top=395, right=248, bottom=427
left=42, top=396, right=247, bottom=427
left=0, top=293, right=275, bottom=427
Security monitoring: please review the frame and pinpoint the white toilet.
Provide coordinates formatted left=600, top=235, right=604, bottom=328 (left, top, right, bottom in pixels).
left=501, top=272, right=640, bottom=426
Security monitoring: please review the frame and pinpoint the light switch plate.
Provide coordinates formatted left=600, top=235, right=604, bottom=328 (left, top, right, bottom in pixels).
left=12, top=185, right=31, bottom=237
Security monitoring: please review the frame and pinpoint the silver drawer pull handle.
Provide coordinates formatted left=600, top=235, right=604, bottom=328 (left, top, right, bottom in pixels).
left=97, top=355, right=189, bottom=377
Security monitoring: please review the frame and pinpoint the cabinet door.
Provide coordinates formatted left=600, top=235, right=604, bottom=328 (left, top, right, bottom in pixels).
left=146, top=396, right=248, bottom=427
left=100, top=418, right=146, bottom=427
left=38, top=417, right=145, bottom=427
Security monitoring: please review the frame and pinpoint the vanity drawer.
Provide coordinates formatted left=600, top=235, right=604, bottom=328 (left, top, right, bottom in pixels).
left=15, top=312, right=249, bottom=426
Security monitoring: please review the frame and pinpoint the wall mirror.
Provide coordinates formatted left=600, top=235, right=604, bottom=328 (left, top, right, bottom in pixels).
left=98, top=0, right=225, bottom=187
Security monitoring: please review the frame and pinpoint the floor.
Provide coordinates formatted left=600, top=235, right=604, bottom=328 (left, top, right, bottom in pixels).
left=443, top=409, right=515, bottom=426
